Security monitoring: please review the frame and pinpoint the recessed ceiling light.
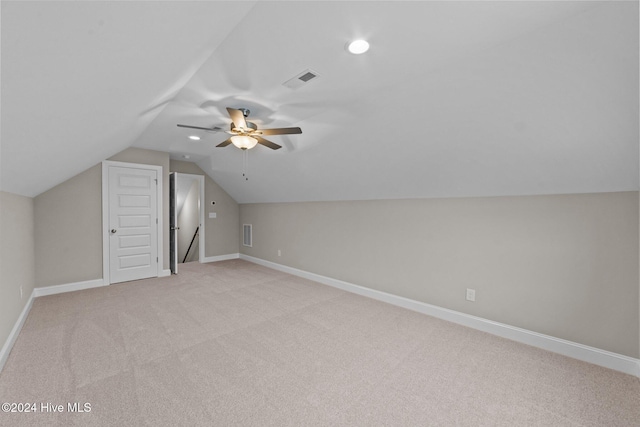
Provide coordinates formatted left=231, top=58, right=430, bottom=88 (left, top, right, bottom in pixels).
left=347, top=39, right=369, bottom=55
left=188, top=135, right=200, bottom=141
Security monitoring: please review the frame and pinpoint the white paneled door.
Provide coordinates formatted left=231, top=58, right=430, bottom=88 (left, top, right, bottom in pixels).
left=108, top=166, right=158, bottom=284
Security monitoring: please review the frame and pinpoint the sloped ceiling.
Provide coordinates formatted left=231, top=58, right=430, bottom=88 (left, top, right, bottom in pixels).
left=1, top=0, right=255, bottom=196
left=2, top=1, right=638, bottom=203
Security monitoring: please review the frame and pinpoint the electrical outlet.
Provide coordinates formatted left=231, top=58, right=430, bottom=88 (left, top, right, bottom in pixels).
left=466, top=288, right=476, bottom=302
left=277, top=249, right=281, bottom=257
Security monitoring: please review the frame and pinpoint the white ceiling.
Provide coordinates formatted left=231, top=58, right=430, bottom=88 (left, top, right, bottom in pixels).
left=2, top=1, right=638, bottom=203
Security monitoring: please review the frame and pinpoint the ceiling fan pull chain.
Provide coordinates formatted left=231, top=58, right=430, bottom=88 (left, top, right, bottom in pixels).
left=242, top=149, right=249, bottom=181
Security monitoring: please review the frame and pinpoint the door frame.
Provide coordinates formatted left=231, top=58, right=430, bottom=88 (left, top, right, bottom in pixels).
left=170, top=172, right=177, bottom=274
left=171, top=172, right=205, bottom=268
left=102, top=160, right=164, bottom=285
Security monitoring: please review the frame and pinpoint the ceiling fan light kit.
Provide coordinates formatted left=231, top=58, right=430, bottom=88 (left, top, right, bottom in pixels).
left=231, top=135, right=258, bottom=150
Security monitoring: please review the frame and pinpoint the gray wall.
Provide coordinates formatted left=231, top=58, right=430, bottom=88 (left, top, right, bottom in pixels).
left=34, top=148, right=170, bottom=287
left=0, top=191, right=35, bottom=353
left=240, top=191, right=639, bottom=358
left=170, top=160, right=239, bottom=257
left=34, top=164, right=102, bottom=287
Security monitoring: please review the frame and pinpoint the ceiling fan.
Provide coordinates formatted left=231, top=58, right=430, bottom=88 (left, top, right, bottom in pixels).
left=177, top=107, right=302, bottom=150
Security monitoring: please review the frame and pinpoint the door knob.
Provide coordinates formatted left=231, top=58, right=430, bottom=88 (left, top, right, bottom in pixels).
left=171, top=226, right=180, bottom=230
left=111, top=229, right=117, bottom=234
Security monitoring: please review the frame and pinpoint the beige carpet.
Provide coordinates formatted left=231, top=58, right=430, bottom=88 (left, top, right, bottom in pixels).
left=0, top=259, right=638, bottom=426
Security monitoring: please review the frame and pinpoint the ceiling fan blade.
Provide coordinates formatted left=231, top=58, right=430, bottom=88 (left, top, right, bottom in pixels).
left=226, top=107, right=247, bottom=129
left=259, top=127, right=302, bottom=136
left=216, top=138, right=233, bottom=147
left=177, top=124, right=222, bottom=132
left=255, top=136, right=281, bottom=150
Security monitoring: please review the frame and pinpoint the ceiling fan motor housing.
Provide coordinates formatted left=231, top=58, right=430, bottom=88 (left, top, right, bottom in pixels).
left=231, top=121, right=258, bottom=134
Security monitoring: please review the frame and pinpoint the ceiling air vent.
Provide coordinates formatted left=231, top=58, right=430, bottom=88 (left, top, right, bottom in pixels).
left=282, top=69, right=320, bottom=90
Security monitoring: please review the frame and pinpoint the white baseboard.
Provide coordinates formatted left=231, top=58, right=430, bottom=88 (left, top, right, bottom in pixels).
left=202, top=253, right=240, bottom=263
left=0, top=290, right=35, bottom=373
left=240, top=254, right=640, bottom=378
left=160, top=269, right=171, bottom=278
left=33, top=278, right=106, bottom=297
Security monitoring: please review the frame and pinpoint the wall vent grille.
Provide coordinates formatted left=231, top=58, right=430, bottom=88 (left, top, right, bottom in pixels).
left=243, top=224, right=252, bottom=247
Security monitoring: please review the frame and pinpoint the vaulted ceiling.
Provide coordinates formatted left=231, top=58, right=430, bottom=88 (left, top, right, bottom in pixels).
left=2, top=1, right=638, bottom=203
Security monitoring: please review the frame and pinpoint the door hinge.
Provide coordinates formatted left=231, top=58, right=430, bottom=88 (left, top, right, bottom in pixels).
left=156, top=218, right=158, bottom=224
left=154, top=178, right=158, bottom=184
left=156, top=257, right=158, bottom=263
